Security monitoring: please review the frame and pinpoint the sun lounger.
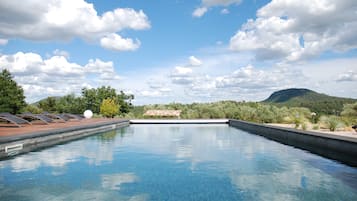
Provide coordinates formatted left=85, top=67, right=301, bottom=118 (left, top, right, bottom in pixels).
left=42, top=112, right=67, bottom=122
left=18, top=113, right=53, bottom=124
left=0, top=113, right=31, bottom=127
left=59, top=113, right=84, bottom=121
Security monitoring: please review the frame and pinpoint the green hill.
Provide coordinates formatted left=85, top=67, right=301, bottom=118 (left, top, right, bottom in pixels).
left=31, top=96, right=62, bottom=106
left=263, top=88, right=357, bottom=115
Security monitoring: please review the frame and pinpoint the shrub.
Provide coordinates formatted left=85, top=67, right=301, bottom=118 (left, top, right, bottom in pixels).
left=320, top=116, right=343, bottom=131
left=100, top=98, right=119, bottom=118
left=24, top=105, right=43, bottom=114
left=302, top=122, right=308, bottom=130
left=312, top=124, right=319, bottom=130
left=292, top=114, right=305, bottom=129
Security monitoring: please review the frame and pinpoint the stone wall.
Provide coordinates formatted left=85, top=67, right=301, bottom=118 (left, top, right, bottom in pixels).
left=229, top=119, right=357, bottom=167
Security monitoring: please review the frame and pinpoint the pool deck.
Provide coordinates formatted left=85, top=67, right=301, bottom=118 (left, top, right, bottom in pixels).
left=0, top=118, right=130, bottom=159
left=0, top=118, right=129, bottom=143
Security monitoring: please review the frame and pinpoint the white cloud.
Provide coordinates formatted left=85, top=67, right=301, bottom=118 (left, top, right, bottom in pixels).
left=139, top=90, right=163, bottom=97
left=100, top=33, right=141, bottom=51
left=172, top=66, right=193, bottom=75
left=192, top=7, right=208, bottom=18
left=0, top=38, right=8, bottom=45
left=0, top=52, right=122, bottom=102
left=230, top=0, right=357, bottom=61
left=193, top=0, right=241, bottom=17
left=213, top=65, right=304, bottom=92
left=221, top=8, right=230, bottom=14
left=189, top=56, right=202, bottom=66
left=170, top=66, right=194, bottom=85
left=0, top=0, right=150, bottom=51
left=53, top=49, right=70, bottom=59
left=102, top=173, right=138, bottom=190
left=336, top=70, right=357, bottom=82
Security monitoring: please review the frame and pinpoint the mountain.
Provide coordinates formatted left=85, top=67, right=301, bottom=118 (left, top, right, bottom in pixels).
left=31, top=96, right=62, bottom=106
left=263, top=88, right=357, bottom=115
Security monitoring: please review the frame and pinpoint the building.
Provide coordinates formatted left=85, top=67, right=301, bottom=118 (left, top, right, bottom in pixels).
left=143, top=110, right=181, bottom=118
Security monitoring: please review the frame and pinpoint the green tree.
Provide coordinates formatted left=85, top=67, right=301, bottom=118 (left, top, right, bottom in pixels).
left=100, top=98, right=119, bottom=118
left=82, top=86, right=133, bottom=115
left=117, top=91, right=134, bottom=114
left=82, top=86, right=117, bottom=114
left=38, top=97, right=58, bottom=112
left=341, top=102, right=357, bottom=124
left=0, top=69, right=27, bottom=114
left=56, top=94, right=85, bottom=114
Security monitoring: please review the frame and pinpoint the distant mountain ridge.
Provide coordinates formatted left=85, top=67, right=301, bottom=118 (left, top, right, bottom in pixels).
left=263, top=88, right=357, bottom=115
left=31, top=96, right=62, bottom=106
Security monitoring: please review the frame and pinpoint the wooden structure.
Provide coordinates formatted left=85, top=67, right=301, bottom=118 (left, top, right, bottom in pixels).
left=143, top=110, right=181, bottom=118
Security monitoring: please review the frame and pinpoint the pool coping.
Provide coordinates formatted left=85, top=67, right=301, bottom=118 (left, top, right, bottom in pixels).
left=229, top=119, right=357, bottom=167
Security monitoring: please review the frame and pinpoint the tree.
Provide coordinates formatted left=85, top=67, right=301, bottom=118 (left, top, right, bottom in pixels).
left=82, top=86, right=133, bottom=115
left=117, top=91, right=134, bottom=114
left=56, top=94, right=85, bottom=114
left=0, top=69, right=27, bottom=114
left=38, top=97, right=57, bottom=113
left=82, top=86, right=117, bottom=114
left=100, top=98, right=119, bottom=118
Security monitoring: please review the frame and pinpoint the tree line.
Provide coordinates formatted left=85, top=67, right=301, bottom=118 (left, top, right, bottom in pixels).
left=0, top=69, right=133, bottom=117
left=127, top=100, right=357, bottom=131
left=1, top=68, right=356, bottom=130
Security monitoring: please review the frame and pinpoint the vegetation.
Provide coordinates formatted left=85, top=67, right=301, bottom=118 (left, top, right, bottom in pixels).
left=0, top=72, right=355, bottom=132
left=263, top=88, right=356, bottom=115
left=131, top=101, right=312, bottom=123
left=55, top=94, right=84, bottom=114
left=100, top=98, right=119, bottom=118
left=341, top=102, right=357, bottom=125
left=38, top=96, right=58, bottom=113
left=127, top=99, right=357, bottom=132
left=35, top=86, right=133, bottom=116
left=81, top=86, right=133, bottom=114
left=0, top=69, right=27, bottom=114
left=320, top=116, right=343, bottom=131
left=24, top=104, right=43, bottom=114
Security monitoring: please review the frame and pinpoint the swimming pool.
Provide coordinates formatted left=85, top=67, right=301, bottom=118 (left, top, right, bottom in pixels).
left=1, top=124, right=356, bottom=200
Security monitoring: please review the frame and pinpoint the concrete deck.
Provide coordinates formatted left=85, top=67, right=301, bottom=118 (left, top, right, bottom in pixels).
left=130, top=119, right=229, bottom=124
left=0, top=118, right=130, bottom=159
left=0, top=118, right=126, bottom=138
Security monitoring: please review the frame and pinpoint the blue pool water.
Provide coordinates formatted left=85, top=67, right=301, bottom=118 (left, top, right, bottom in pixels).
left=0, top=124, right=356, bottom=201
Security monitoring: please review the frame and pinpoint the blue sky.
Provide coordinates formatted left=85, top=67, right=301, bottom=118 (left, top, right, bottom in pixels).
left=0, top=0, right=356, bottom=104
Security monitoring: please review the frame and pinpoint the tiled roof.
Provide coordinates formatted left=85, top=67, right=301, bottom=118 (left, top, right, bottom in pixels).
left=143, top=110, right=181, bottom=117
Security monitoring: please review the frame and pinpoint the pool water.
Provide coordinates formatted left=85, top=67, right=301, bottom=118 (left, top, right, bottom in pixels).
left=0, top=124, right=356, bottom=201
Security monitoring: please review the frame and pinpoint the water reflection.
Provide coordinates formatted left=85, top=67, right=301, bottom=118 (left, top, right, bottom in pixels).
left=0, top=124, right=356, bottom=201
left=102, top=173, right=138, bottom=190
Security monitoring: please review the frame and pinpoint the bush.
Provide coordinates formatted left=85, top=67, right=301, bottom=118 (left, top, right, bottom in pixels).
left=320, top=116, right=343, bottom=131
left=302, top=122, right=308, bottom=130
left=24, top=105, right=43, bottom=114
left=100, top=98, right=119, bottom=118
left=312, top=124, right=319, bottom=130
